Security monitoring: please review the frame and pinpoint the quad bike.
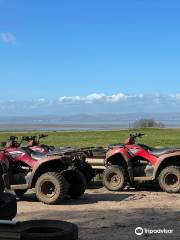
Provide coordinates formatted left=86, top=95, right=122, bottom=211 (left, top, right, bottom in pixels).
left=0, top=136, right=87, bottom=204
left=22, top=134, right=95, bottom=183
left=103, top=133, right=180, bottom=193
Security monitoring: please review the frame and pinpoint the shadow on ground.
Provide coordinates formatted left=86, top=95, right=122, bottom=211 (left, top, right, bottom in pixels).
left=17, top=181, right=164, bottom=204
left=18, top=192, right=133, bottom=205
left=87, top=181, right=103, bottom=189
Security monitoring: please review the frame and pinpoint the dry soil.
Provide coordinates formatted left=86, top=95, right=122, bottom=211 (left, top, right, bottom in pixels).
left=16, top=183, right=180, bottom=240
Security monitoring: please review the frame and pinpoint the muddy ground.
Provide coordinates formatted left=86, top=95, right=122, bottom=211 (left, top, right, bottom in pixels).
left=16, top=182, right=180, bottom=240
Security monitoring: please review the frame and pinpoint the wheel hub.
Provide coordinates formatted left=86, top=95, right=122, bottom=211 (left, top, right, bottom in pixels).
left=108, top=173, right=121, bottom=187
left=165, top=173, right=179, bottom=187
left=41, top=181, right=56, bottom=198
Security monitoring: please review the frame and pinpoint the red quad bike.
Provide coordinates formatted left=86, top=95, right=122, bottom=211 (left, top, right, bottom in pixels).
left=0, top=136, right=87, bottom=204
left=103, top=133, right=180, bottom=193
left=22, top=134, right=95, bottom=183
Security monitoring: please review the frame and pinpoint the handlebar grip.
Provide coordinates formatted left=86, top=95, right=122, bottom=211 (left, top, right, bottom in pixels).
left=9, top=136, right=18, bottom=141
left=39, top=134, right=48, bottom=138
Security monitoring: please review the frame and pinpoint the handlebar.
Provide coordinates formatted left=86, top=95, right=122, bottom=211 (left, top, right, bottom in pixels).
left=130, top=133, right=145, bottom=138
left=124, top=132, right=145, bottom=145
left=21, top=134, right=48, bottom=142
left=0, top=134, right=48, bottom=149
left=8, top=136, right=18, bottom=141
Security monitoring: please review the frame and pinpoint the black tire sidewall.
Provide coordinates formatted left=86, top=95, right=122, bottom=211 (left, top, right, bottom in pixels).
left=20, top=220, right=78, bottom=240
left=78, top=162, right=94, bottom=183
left=0, top=192, right=17, bottom=220
left=67, top=170, right=86, bottom=199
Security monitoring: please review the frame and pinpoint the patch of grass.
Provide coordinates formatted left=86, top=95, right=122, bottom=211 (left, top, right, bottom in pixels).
left=0, top=128, right=180, bottom=148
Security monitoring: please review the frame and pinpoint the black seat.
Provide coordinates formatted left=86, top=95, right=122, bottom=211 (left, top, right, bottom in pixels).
left=20, top=147, right=46, bottom=160
left=20, top=147, right=33, bottom=155
left=31, top=151, right=46, bottom=161
left=148, top=147, right=175, bottom=157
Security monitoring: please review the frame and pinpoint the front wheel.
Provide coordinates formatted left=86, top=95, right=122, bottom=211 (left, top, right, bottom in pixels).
left=158, top=166, right=180, bottom=193
left=103, top=165, right=127, bottom=191
left=35, top=172, right=69, bottom=204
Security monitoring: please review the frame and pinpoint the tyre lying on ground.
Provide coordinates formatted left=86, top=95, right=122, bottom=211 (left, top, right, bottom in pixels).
left=0, top=220, right=20, bottom=240
left=20, top=220, right=78, bottom=240
left=0, top=220, right=78, bottom=240
left=0, top=193, right=17, bottom=220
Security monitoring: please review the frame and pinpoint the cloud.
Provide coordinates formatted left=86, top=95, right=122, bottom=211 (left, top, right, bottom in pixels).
left=0, top=32, right=16, bottom=44
left=1, top=93, right=180, bottom=115
left=1, top=93, right=180, bottom=108
left=58, top=93, right=131, bottom=104
left=170, top=93, right=180, bottom=102
left=107, top=93, right=129, bottom=102
left=58, top=96, right=81, bottom=104
left=30, top=98, right=51, bottom=109
left=85, top=93, right=106, bottom=103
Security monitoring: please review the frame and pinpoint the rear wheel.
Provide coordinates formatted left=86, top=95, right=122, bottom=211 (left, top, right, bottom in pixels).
left=103, top=165, right=127, bottom=191
left=14, top=190, right=27, bottom=198
left=78, top=162, right=94, bottom=184
left=158, top=166, right=180, bottom=193
left=65, top=170, right=86, bottom=199
left=35, top=172, right=69, bottom=204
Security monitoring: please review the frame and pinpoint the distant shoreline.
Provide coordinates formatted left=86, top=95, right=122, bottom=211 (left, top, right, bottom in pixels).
left=0, top=122, right=180, bottom=132
left=0, top=123, right=125, bottom=132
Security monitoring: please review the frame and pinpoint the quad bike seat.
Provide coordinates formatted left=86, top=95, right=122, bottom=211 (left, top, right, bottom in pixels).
left=31, top=151, right=46, bottom=161
left=148, top=147, right=177, bottom=157
left=138, top=144, right=178, bottom=157
left=20, top=147, right=46, bottom=160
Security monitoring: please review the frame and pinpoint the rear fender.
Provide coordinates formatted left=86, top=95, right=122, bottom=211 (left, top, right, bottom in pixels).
left=153, top=152, right=180, bottom=179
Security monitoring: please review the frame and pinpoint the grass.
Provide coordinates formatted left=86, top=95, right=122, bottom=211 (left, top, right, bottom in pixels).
left=0, top=128, right=180, bottom=148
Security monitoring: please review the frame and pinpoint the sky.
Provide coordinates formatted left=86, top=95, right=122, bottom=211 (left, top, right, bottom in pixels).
left=1, top=0, right=180, bottom=115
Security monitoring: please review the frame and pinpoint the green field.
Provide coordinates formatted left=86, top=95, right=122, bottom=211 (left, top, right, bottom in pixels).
left=0, top=128, right=180, bottom=148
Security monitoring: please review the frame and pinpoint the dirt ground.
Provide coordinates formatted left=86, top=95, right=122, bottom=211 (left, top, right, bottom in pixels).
left=16, top=182, right=180, bottom=240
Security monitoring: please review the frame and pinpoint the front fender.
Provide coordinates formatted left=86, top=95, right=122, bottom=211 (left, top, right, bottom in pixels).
left=28, top=155, right=71, bottom=188
left=105, top=148, right=129, bottom=165
left=105, top=149, right=133, bottom=181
